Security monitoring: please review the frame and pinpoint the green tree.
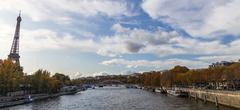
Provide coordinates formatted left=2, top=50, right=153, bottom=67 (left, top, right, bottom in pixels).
left=30, top=69, right=60, bottom=94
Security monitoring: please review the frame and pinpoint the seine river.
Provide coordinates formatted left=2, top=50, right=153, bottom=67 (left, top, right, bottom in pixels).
left=2, top=87, right=238, bottom=110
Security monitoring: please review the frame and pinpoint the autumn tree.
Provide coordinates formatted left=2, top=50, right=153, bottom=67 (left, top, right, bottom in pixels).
left=0, top=59, right=24, bottom=95
left=53, top=73, right=71, bottom=86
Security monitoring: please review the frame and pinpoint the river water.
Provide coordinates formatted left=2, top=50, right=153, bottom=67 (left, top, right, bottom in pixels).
left=2, top=86, right=238, bottom=110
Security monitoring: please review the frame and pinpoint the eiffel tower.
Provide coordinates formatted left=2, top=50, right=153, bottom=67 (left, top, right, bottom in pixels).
left=8, top=12, right=22, bottom=65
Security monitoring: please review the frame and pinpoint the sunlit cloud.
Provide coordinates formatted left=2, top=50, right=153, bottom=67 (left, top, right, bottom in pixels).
left=0, top=0, right=240, bottom=76
left=141, top=0, right=240, bottom=37
left=0, top=0, right=134, bottom=23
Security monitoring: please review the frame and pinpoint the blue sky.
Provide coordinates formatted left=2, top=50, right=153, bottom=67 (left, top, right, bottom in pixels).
left=0, top=0, right=240, bottom=78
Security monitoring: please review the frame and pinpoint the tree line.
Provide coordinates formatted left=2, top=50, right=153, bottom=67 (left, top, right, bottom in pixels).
left=74, top=62, right=240, bottom=90
left=128, top=63, right=240, bottom=90
left=0, top=59, right=71, bottom=96
left=3, top=56, right=239, bottom=95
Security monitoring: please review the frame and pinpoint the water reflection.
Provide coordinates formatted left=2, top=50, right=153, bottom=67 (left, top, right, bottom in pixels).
left=3, top=87, right=238, bottom=110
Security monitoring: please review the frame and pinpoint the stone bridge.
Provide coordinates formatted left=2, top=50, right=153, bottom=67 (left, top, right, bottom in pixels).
left=95, top=80, right=125, bottom=86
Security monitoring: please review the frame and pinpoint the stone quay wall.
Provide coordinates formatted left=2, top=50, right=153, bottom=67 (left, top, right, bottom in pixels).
left=181, top=88, right=240, bottom=108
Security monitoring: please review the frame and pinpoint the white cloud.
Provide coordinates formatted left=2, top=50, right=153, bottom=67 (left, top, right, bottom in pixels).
left=143, top=45, right=185, bottom=56
left=0, top=23, right=99, bottom=53
left=69, top=72, right=83, bottom=79
left=2, top=20, right=240, bottom=61
left=197, top=55, right=240, bottom=63
left=111, top=23, right=130, bottom=33
left=2, top=1, right=239, bottom=59
left=91, top=71, right=134, bottom=76
left=170, top=37, right=227, bottom=55
left=0, top=0, right=133, bottom=22
left=92, top=71, right=109, bottom=77
left=21, top=30, right=99, bottom=52
left=97, top=23, right=180, bottom=57
left=141, top=0, right=240, bottom=37
left=20, top=28, right=240, bottom=60
left=101, top=58, right=208, bottom=69
left=2, top=0, right=240, bottom=75
left=0, top=23, right=13, bottom=51
left=101, top=24, right=238, bottom=58
left=200, top=0, right=240, bottom=36
left=97, top=23, right=240, bottom=58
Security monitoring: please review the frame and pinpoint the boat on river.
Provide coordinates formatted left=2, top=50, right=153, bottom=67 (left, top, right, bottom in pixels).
left=167, top=89, right=188, bottom=97
left=155, top=89, right=161, bottom=93
left=155, top=88, right=167, bottom=94
left=0, top=95, right=33, bottom=108
left=60, top=86, right=79, bottom=95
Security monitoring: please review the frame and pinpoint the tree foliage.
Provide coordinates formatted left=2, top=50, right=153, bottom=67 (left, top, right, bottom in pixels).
left=74, top=64, right=240, bottom=90
left=0, top=59, right=24, bottom=95
left=0, top=59, right=70, bottom=95
left=136, top=64, right=240, bottom=90
left=53, top=73, right=70, bottom=86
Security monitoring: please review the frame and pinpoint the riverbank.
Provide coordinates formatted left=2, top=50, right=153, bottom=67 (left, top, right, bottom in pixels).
left=181, top=88, right=240, bottom=109
left=0, top=91, right=79, bottom=108
left=147, top=87, right=240, bottom=109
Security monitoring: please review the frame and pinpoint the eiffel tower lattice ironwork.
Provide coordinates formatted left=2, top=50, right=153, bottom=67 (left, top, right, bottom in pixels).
left=8, top=12, right=22, bottom=65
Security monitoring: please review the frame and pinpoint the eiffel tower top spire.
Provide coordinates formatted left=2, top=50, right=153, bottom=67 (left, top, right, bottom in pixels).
left=8, top=12, right=22, bottom=65
left=17, top=10, right=21, bottom=21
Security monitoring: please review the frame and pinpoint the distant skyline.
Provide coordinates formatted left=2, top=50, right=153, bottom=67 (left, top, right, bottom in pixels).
left=0, top=0, right=240, bottom=78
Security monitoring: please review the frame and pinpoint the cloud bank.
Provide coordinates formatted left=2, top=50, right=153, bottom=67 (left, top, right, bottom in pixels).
left=141, top=0, right=240, bottom=37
